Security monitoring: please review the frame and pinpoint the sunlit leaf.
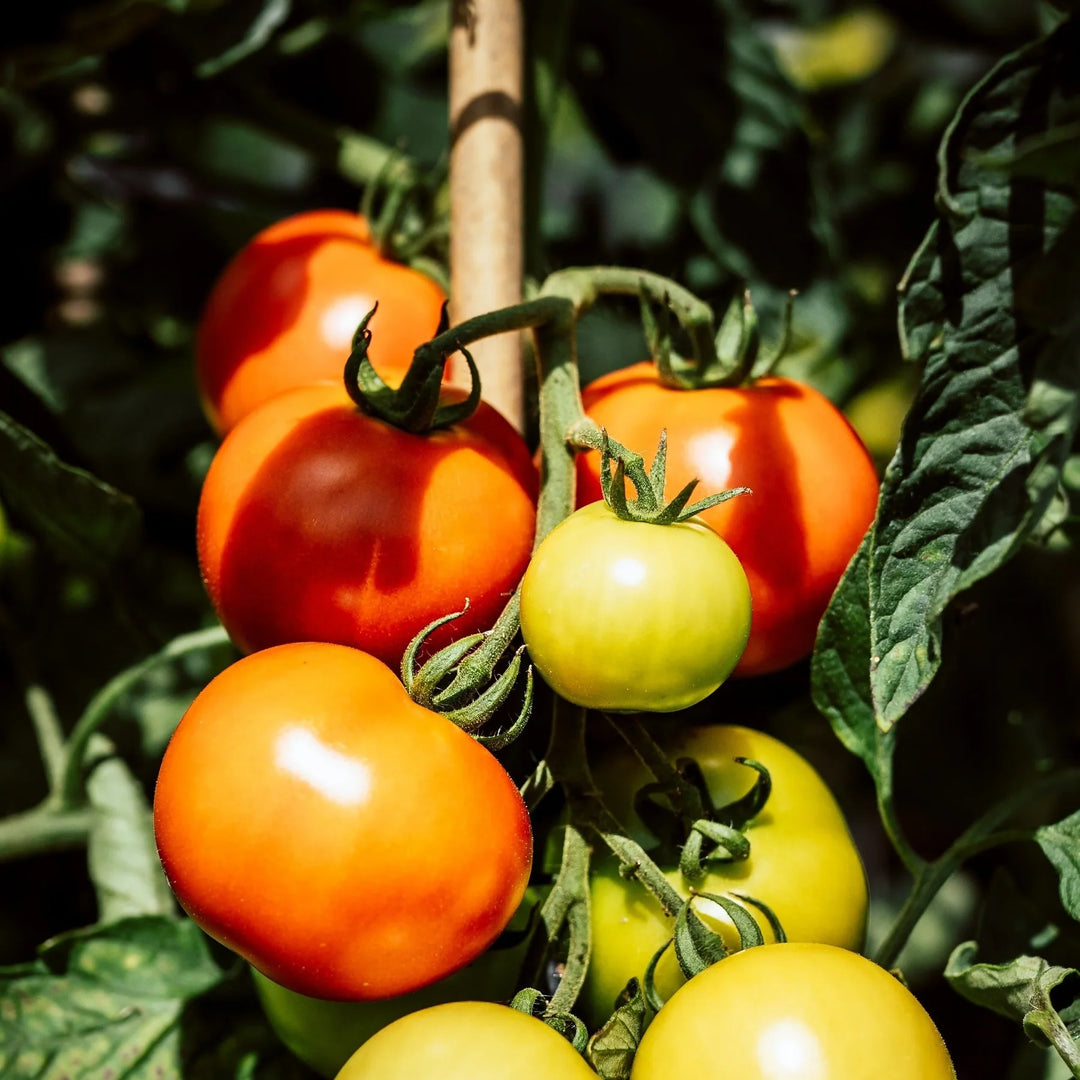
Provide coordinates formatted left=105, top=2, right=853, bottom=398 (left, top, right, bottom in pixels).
left=813, top=22, right=1080, bottom=772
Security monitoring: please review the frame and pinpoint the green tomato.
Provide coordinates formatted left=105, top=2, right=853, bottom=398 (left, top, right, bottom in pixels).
left=519, top=501, right=751, bottom=712
left=581, top=725, right=868, bottom=1029
left=334, top=1001, right=597, bottom=1079
left=631, top=942, right=955, bottom=1079
left=254, top=898, right=535, bottom=1077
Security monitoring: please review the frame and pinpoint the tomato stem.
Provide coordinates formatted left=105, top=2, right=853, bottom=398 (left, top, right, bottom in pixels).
left=873, top=768, right=1080, bottom=970
left=405, top=265, right=723, bottom=722
left=60, top=625, right=232, bottom=809
left=0, top=803, right=93, bottom=863
left=603, top=713, right=708, bottom=826
left=545, top=702, right=685, bottom=918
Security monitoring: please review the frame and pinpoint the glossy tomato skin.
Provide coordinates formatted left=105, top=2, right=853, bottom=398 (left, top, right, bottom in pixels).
left=252, top=897, right=533, bottom=1078
left=581, top=725, right=867, bottom=1028
left=197, top=383, right=537, bottom=668
left=197, top=209, right=446, bottom=434
left=519, top=502, right=751, bottom=712
left=334, top=1001, right=597, bottom=1079
left=153, top=642, right=533, bottom=1001
left=631, top=942, right=956, bottom=1079
left=577, top=367, right=880, bottom=676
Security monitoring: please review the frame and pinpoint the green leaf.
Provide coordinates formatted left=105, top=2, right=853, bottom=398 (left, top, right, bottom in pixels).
left=946, top=943, right=1080, bottom=1070
left=1036, top=810, right=1080, bottom=922
left=810, top=537, right=882, bottom=771
left=0, top=918, right=224, bottom=1079
left=0, top=0, right=200, bottom=89
left=586, top=979, right=651, bottom=1080
left=86, top=749, right=176, bottom=924
left=196, top=0, right=293, bottom=78
left=813, top=21, right=1080, bottom=750
left=0, top=410, right=141, bottom=570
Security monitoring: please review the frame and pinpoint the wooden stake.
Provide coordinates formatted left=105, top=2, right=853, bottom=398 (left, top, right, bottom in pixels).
left=449, top=0, right=525, bottom=430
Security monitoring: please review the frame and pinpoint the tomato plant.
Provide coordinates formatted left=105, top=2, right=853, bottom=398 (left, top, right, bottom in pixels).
left=576, top=369, right=880, bottom=677
left=519, top=501, right=752, bottom=712
left=630, top=942, right=956, bottom=1079
left=152, top=641, right=533, bottom=1001
left=196, top=382, right=537, bottom=668
left=196, top=209, right=447, bottom=434
left=580, top=724, right=867, bottom=1027
left=333, top=1001, right=598, bottom=1079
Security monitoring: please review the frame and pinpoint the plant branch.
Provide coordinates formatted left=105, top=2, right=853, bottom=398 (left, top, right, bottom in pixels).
left=0, top=803, right=93, bottom=863
left=873, top=769, right=1080, bottom=970
left=60, top=625, right=232, bottom=808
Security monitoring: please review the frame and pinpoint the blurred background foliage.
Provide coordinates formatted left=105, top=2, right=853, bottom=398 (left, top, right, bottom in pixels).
left=2, top=0, right=1079, bottom=1076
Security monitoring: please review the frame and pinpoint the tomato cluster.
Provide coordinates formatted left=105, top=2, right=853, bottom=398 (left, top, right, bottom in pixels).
left=153, top=216, right=954, bottom=1078
left=156, top=212, right=537, bottom=1022
left=576, top=368, right=880, bottom=676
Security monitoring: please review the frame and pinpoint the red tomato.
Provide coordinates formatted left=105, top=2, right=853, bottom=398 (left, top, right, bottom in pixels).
left=196, top=209, right=446, bottom=434
left=153, top=642, right=533, bottom=1000
left=197, top=383, right=537, bottom=667
left=577, top=367, right=879, bottom=676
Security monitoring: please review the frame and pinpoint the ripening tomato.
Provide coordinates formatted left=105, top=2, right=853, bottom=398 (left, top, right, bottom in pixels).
left=196, top=209, right=446, bottom=434
left=631, top=943, right=956, bottom=1079
left=196, top=383, right=537, bottom=668
left=153, top=642, right=533, bottom=1001
left=580, top=725, right=867, bottom=1028
left=577, top=368, right=880, bottom=676
left=519, top=501, right=752, bottom=712
left=334, top=1002, right=597, bottom=1079
left=252, top=895, right=536, bottom=1077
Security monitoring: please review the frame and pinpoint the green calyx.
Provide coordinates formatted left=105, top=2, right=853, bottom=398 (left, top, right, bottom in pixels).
left=578, top=425, right=750, bottom=525
left=632, top=754, right=773, bottom=883
left=649, top=287, right=796, bottom=390
left=401, top=604, right=533, bottom=751
left=343, top=303, right=482, bottom=433
left=361, top=146, right=448, bottom=271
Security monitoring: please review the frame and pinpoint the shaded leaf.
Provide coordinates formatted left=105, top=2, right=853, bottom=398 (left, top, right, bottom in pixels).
left=0, top=918, right=223, bottom=1079
left=0, top=409, right=140, bottom=571
left=196, top=0, right=292, bottom=78
left=946, top=943, right=1080, bottom=1067
left=86, top=749, right=176, bottom=924
left=1036, top=810, right=1080, bottom=922
left=587, top=979, right=651, bottom=1080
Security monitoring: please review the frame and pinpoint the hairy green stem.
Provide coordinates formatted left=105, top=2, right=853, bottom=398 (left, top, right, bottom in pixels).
left=61, top=624, right=232, bottom=808
left=604, top=713, right=707, bottom=826
left=0, top=803, right=93, bottom=863
left=25, top=684, right=66, bottom=797
left=432, top=267, right=715, bottom=710
left=546, top=701, right=684, bottom=918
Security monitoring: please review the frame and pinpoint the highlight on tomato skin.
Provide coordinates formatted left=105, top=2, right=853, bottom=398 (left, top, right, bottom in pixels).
left=333, top=1001, right=599, bottom=1079
left=196, top=208, right=446, bottom=435
left=195, top=382, right=538, bottom=669
left=519, top=501, right=752, bottom=713
left=152, top=641, right=534, bottom=1002
left=629, top=942, right=957, bottom=1080
left=577, top=366, right=881, bottom=677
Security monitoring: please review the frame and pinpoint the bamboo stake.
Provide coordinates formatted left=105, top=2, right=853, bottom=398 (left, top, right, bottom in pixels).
left=448, top=0, right=525, bottom=430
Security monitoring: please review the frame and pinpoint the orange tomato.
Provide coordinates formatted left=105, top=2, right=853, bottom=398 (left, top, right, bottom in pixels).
left=577, top=367, right=880, bottom=676
left=196, top=209, right=446, bottom=434
left=196, top=383, right=537, bottom=668
left=153, top=642, right=533, bottom=1000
